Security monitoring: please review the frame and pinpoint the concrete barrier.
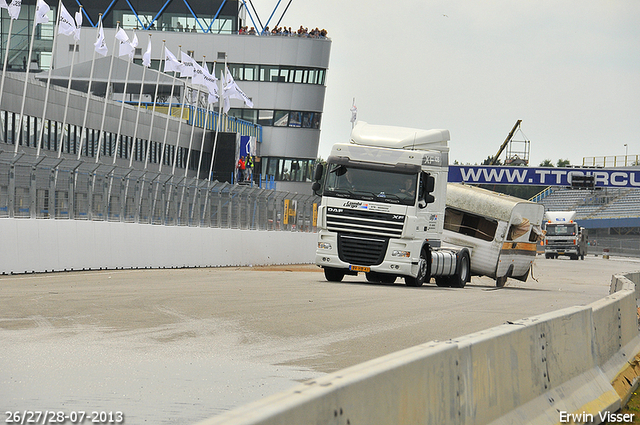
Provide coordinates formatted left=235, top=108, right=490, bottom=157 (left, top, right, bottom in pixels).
left=0, top=218, right=317, bottom=274
left=196, top=271, right=640, bottom=425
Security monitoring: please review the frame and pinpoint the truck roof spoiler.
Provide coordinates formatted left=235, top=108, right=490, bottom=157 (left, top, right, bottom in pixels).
left=350, top=121, right=450, bottom=151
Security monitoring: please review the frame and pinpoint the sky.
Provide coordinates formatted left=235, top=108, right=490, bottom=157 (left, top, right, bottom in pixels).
left=252, top=0, right=640, bottom=167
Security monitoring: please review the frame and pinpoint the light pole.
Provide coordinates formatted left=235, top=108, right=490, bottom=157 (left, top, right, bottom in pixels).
left=624, top=144, right=628, bottom=166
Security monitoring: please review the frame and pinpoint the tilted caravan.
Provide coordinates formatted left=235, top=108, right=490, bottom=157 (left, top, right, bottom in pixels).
left=443, top=183, right=545, bottom=287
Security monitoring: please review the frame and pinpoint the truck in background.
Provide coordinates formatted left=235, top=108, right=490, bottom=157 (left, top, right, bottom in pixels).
left=543, top=211, right=588, bottom=260
left=312, top=122, right=543, bottom=288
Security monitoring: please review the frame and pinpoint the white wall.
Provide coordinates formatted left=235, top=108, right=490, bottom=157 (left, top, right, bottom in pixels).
left=0, top=218, right=317, bottom=274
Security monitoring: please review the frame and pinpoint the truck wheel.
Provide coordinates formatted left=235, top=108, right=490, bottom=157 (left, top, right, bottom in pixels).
left=435, top=277, right=450, bottom=287
left=324, top=267, right=345, bottom=282
left=448, top=250, right=470, bottom=289
left=405, top=247, right=429, bottom=287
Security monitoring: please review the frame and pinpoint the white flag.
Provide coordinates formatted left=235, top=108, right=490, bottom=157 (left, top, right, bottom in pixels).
left=223, top=67, right=253, bottom=108
left=163, top=47, right=182, bottom=73
left=73, top=9, right=82, bottom=41
left=115, top=28, right=134, bottom=58
left=129, top=33, right=138, bottom=61
left=0, top=0, right=7, bottom=10
left=7, top=0, right=21, bottom=20
left=142, top=37, right=151, bottom=67
left=200, top=64, right=218, bottom=104
left=180, top=51, right=196, bottom=77
left=57, top=3, right=76, bottom=37
left=192, top=61, right=207, bottom=86
left=94, top=20, right=107, bottom=56
left=34, top=0, right=50, bottom=24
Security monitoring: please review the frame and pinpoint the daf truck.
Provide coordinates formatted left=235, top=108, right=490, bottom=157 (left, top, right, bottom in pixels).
left=544, top=211, right=588, bottom=260
left=312, top=122, right=471, bottom=287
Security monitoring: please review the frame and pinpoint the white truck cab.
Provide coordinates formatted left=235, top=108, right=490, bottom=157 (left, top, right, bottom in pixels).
left=313, top=122, right=471, bottom=287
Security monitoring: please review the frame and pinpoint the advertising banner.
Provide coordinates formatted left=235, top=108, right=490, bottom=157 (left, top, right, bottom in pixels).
left=448, top=166, right=640, bottom=188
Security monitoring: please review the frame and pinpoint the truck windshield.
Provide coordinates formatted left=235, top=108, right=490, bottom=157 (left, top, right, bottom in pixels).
left=546, top=224, right=577, bottom=236
left=323, top=164, right=417, bottom=206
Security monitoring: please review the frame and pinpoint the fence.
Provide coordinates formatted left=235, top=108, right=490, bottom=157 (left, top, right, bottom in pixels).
left=0, top=151, right=319, bottom=232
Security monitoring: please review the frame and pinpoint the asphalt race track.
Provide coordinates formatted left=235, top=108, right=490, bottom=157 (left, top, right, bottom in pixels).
left=1, top=255, right=639, bottom=424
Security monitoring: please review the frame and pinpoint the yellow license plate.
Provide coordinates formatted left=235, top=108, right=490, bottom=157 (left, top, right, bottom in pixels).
left=350, top=265, right=370, bottom=272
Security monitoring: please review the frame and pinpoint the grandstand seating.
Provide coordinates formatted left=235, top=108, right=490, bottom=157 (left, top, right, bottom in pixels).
left=537, top=187, right=640, bottom=219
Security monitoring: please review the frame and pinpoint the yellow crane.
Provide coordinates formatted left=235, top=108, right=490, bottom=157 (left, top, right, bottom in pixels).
left=490, top=120, right=522, bottom=165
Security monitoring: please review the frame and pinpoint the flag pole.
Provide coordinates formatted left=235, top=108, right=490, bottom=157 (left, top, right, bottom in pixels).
left=36, top=0, right=63, bottom=157
left=77, top=13, right=102, bottom=161
left=178, top=56, right=203, bottom=221
left=157, top=46, right=181, bottom=173
left=207, top=64, right=224, bottom=182
left=95, top=21, right=121, bottom=163
left=15, top=3, right=43, bottom=153
left=182, top=57, right=203, bottom=179
left=129, top=34, right=151, bottom=168
left=195, top=56, right=210, bottom=180
left=142, top=39, right=165, bottom=170
left=113, top=29, right=135, bottom=165
left=201, top=62, right=222, bottom=221
left=0, top=17, right=15, bottom=116
left=139, top=40, right=165, bottom=222
left=171, top=49, right=188, bottom=177
left=57, top=5, right=82, bottom=158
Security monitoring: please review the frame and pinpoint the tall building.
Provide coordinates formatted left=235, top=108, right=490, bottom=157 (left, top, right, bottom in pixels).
left=0, top=0, right=331, bottom=192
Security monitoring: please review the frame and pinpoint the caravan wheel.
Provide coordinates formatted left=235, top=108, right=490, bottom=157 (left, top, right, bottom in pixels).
left=496, top=276, right=508, bottom=287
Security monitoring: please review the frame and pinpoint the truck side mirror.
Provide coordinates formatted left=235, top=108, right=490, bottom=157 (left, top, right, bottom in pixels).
left=312, top=163, right=324, bottom=196
left=313, top=163, right=324, bottom=181
left=419, top=173, right=436, bottom=208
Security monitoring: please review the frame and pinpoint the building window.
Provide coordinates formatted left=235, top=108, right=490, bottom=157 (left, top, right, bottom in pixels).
left=258, top=110, right=274, bottom=126
left=273, top=111, right=289, bottom=127
left=261, top=157, right=316, bottom=182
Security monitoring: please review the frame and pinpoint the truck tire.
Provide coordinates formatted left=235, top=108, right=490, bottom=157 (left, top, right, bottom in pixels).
left=405, top=247, right=429, bottom=287
left=435, top=277, right=450, bottom=287
left=447, top=250, right=470, bottom=289
left=324, top=267, right=345, bottom=282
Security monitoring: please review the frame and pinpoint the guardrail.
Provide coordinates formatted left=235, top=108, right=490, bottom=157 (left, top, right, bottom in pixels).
left=198, top=271, right=640, bottom=425
left=0, top=152, right=319, bottom=232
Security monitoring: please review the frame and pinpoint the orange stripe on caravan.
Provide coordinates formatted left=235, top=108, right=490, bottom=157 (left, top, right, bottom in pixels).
left=501, top=242, right=538, bottom=252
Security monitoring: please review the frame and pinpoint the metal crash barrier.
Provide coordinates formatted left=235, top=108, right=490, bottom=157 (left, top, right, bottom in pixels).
left=0, top=152, right=319, bottom=232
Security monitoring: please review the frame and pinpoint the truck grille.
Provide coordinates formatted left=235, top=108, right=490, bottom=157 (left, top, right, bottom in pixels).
left=547, top=238, right=575, bottom=246
left=326, top=207, right=404, bottom=238
left=338, top=233, right=388, bottom=266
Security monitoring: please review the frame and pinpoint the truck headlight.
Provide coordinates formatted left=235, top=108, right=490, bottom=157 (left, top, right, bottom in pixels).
left=392, top=250, right=410, bottom=258
left=318, top=242, right=332, bottom=250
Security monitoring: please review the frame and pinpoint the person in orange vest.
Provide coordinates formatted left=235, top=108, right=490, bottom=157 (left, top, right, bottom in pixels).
left=237, top=156, right=245, bottom=183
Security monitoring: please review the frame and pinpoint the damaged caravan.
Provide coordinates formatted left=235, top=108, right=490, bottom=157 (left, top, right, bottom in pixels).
left=443, top=183, right=545, bottom=287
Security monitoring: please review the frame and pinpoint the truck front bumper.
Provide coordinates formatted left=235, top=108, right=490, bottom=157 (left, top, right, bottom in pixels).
left=315, top=233, right=422, bottom=278
left=545, top=247, right=579, bottom=255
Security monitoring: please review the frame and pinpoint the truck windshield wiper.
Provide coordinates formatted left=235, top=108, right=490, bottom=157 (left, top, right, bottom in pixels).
left=352, top=190, right=377, bottom=200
